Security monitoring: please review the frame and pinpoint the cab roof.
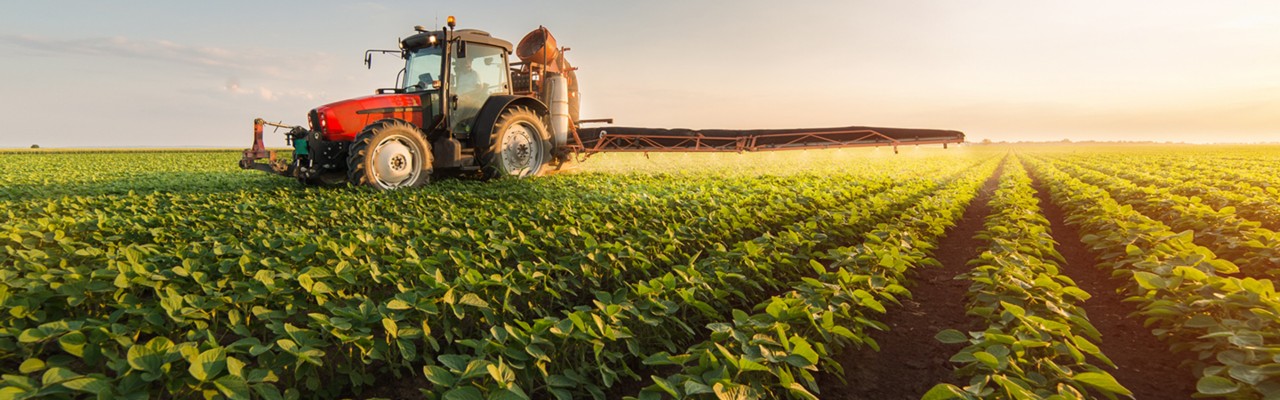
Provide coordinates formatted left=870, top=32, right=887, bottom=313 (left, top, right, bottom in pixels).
left=402, top=29, right=514, bottom=53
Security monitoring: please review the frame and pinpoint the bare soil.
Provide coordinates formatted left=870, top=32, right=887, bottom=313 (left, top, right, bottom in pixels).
left=818, top=162, right=1003, bottom=399
left=1028, top=173, right=1199, bottom=399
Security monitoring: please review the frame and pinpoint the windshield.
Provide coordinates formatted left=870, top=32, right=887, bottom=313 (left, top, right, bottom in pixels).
left=403, top=47, right=443, bottom=91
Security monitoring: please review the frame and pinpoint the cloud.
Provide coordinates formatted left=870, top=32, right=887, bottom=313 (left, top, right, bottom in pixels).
left=223, top=77, right=322, bottom=102
left=0, top=34, right=338, bottom=103
left=0, top=33, right=332, bottom=80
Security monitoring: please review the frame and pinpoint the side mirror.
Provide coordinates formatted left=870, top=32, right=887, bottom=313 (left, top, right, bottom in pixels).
left=363, top=49, right=399, bottom=70
left=456, top=41, right=467, bottom=58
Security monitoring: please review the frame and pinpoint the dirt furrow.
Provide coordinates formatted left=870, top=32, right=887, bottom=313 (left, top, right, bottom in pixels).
left=1028, top=173, right=1198, bottom=399
left=819, top=161, right=1004, bottom=399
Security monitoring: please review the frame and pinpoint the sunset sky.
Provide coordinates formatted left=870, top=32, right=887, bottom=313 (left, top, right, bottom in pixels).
left=1, top=1, right=1277, bottom=147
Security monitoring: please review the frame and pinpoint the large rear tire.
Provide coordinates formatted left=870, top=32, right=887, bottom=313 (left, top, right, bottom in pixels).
left=478, top=106, right=552, bottom=180
left=346, top=121, right=433, bottom=189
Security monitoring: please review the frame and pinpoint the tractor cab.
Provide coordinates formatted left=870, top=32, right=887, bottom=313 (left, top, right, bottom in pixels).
left=400, top=28, right=516, bottom=138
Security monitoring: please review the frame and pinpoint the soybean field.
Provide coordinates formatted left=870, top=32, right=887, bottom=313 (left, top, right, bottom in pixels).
left=2, top=145, right=1279, bottom=400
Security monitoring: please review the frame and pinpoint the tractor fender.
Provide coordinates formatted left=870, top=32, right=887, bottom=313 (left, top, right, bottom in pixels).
left=362, top=117, right=417, bottom=135
left=470, top=95, right=549, bottom=151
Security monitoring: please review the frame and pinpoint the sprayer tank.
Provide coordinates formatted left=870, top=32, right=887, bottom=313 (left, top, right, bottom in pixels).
left=546, top=73, right=570, bottom=148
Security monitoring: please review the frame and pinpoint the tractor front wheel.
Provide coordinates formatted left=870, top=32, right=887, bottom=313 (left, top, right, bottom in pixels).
left=346, top=121, right=433, bottom=189
left=479, top=106, right=552, bottom=180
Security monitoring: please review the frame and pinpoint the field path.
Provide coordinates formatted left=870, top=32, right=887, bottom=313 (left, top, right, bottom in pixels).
left=820, top=161, right=1003, bottom=399
left=1029, top=174, right=1198, bottom=399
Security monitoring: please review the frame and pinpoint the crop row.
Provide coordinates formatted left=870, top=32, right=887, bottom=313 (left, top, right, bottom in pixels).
left=1045, top=156, right=1280, bottom=278
left=415, top=168, right=967, bottom=399
left=417, top=158, right=999, bottom=399
left=1099, top=151, right=1280, bottom=196
left=926, top=157, right=1129, bottom=399
left=1025, top=157, right=1280, bottom=398
left=626, top=157, right=1002, bottom=398
left=1089, top=156, right=1280, bottom=230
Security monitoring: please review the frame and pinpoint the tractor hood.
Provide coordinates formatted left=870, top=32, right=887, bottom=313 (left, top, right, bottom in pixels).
left=310, top=93, right=425, bottom=142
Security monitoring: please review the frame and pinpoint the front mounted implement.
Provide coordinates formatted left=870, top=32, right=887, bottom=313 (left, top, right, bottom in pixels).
left=239, top=118, right=307, bottom=177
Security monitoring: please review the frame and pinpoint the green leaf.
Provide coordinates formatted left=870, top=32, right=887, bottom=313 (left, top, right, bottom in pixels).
left=253, top=383, right=285, bottom=400
left=973, top=352, right=1000, bottom=370
left=546, top=374, right=576, bottom=388
left=489, top=388, right=530, bottom=400
left=1228, top=332, right=1263, bottom=347
left=61, top=376, right=110, bottom=395
left=459, top=359, right=491, bottom=380
left=1173, top=266, right=1207, bottom=281
left=57, top=331, right=87, bottom=357
left=651, top=376, right=680, bottom=397
left=921, top=384, right=967, bottom=400
left=791, top=337, right=819, bottom=361
left=1061, top=286, right=1091, bottom=301
left=226, top=356, right=246, bottom=378
left=486, top=361, right=515, bottom=384
left=1000, top=301, right=1025, bottom=317
left=1074, top=372, right=1132, bottom=396
left=17, top=328, right=49, bottom=343
left=214, top=375, right=251, bottom=400
left=683, top=380, right=714, bottom=395
left=382, top=318, right=399, bottom=338
left=0, top=387, right=28, bottom=400
left=439, top=354, right=470, bottom=371
left=1196, top=375, right=1239, bottom=395
left=19, top=358, right=45, bottom=374
left=187, top=347, right=227, bottom=382
left=423, top=365, right=457, bottom=387
left=459, top=293, right=490, bottom=309
left=443, top=386, right=484, bottom=400
left=1131, top=271, right=1166, bottom=290
left=935, top=329, right=968, bottom=344
left=786, top=382, right=819, bottom=400
left=738, top=358, right=769, bottom=373
left=549, top=388, right=575, bottom=400
left=41, top=367, right=81, bottom=386
left=1206, top=258, right=1239, bottom=274
left=127, top=337, right=174, bottom=374
left=765, top=299, right=786, bottom=319
left=809, top=260, right=827, bottom=275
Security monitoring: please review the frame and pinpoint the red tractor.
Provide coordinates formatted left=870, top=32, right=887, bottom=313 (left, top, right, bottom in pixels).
left=241, top=17, right=964, bottom=189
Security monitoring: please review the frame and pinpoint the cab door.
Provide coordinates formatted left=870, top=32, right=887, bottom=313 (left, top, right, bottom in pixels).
left=449, top=44, right=509, bottom=137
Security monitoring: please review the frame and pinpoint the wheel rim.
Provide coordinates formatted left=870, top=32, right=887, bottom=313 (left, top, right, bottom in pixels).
left=370, top=136, right=421, bottom=188
left=500, top=121, right=544, bottom=177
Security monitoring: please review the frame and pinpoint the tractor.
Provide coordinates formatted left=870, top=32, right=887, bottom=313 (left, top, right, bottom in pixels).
left=241, top=17, right=965, bottom=189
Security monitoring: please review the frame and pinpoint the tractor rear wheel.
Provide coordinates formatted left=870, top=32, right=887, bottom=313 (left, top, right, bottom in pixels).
left=478, top=106, right=552, bottom=180
left=346, top=121, right=433, bottom=189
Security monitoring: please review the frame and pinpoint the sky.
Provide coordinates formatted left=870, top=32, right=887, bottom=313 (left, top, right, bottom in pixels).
left=1, top=0, right=1277, bottom=147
